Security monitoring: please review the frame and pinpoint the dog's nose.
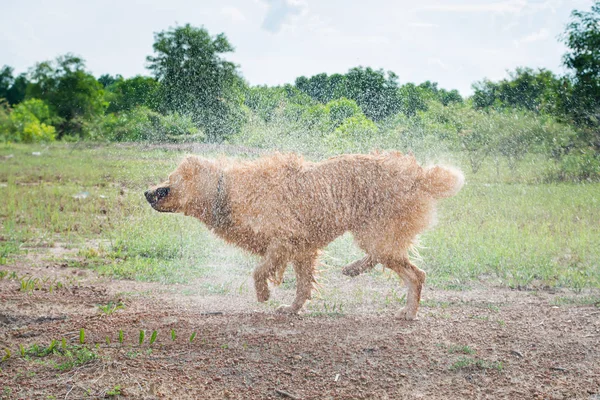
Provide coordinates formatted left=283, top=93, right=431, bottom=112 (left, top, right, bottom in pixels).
left=145, top=187, right=170, bottom=205
left=156, top=187, right=170, bottom=199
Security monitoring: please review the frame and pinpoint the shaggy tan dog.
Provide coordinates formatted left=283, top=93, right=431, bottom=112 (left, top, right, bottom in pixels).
left=145, top=151, right=464, bottom=320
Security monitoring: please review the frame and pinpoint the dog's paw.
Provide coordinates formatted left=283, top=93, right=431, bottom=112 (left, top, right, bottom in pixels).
left=256, top=289, right=270, bottom=303
left=276, top=305, right=300, bottom=314
left=397, top=307, right=418, bottom=321
left=341, top=265, right=361, bottom=277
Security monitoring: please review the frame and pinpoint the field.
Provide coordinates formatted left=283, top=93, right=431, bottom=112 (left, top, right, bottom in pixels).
left=0, top=143, right=599, bottom=399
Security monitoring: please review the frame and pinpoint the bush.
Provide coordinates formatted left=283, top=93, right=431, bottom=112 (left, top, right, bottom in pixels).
left=6, top=99, right=56, bottom=143
left=89, top=106, right=203, bottom=142
left=325, top=114, right=378, bottom=153
left=325, top=98, right=361, bottom=129
left=556, top=148, right=600, bottom=181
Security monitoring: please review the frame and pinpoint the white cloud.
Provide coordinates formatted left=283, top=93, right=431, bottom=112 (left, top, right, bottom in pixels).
left=514, top=28, right=550, bottom=46
left=261, top=0, right=308, bottom=33
left=428, top=57, right=449, bottom=70
left=425, top=0, right=528, bottom=14
left=409, top=22, right=439, bottom=28
left=221, top=6, right=246, bottom=22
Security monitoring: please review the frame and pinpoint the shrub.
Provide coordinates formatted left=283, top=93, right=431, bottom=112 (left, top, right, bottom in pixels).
left=7, top=99, right=56, bottom=143
left=556, top=148, right=600, bottom=181
left=325, top=114, right=378, bottom=153
left=325, top=98, right=361, bottom=129
left=90, top=106, right=203, bottom=142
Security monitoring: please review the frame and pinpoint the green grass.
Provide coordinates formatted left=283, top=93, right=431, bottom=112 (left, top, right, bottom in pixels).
left=450, top=357, right=503, bottom=372
left=1, top=143, right=599, bottom=291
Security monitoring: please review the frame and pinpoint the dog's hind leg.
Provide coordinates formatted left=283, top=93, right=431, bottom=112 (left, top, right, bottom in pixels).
left=341, top=254, right=377, bottom=277
left=276, top=252, right=318, bottom=314
left=384, top=256, right=426, bottom=320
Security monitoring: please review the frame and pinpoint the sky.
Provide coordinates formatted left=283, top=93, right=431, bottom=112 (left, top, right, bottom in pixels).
left=0, top=0, right=594, bottom=95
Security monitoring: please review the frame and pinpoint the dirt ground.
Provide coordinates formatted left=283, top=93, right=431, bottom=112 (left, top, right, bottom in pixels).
left=0, top=247, right=599, bottom=400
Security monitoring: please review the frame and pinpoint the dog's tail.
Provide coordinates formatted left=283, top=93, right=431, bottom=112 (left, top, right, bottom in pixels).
left=420, top=165, right=465, bottom=199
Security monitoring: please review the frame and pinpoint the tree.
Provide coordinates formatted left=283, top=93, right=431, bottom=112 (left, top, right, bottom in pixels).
left=0, top=66, right=27, bottom=105
left=27, top=54, right=106, bottom=137
left=343, top=67, right=401, bottom=121
left=105, top=75, right=160, bottom=113
left=472, top=68, right=561, bottom=113
left=146, top=24, right=246, bottom=142
left=0, top=66, right=12, bottom=100
left=398, top=83, right=428, bottom=117
left=98, top=74, right=120, bottom=88
left=562, top=1, right=600, bottom=132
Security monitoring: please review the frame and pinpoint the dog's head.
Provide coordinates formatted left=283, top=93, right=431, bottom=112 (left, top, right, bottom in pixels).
left=145, top=156, right=212, bottom=214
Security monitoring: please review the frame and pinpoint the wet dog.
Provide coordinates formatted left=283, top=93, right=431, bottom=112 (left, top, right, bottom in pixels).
left=145, top=152, right=463, bottom=319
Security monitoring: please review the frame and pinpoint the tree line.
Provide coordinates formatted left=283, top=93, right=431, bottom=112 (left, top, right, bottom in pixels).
left=0, top=1, right=599, bottom=179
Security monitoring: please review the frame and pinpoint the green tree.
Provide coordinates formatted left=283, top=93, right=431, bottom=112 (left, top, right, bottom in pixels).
left=472, top=68, right=561, bottom=113
left=0, top=66, right=12, bottom=100
left=562, top=1, right=600, bottom=133
left=147, top=24, right=246, bottom=142
left=398, top=83, right=428, bottom=117
left=343, top=67, right=401, bottom=121
left=105, top=75, right=160, bottom=113
left=325, top=97, right=361, bottom=128
left=0, top=66, right=28, bottom=105
left=27, top=54, right=106, bottom=137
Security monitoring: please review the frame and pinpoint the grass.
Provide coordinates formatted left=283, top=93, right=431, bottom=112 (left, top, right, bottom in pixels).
left=450, top=357, right=504, bottom=372
left=1, top=142, right=599, bottom=292
left=21, top=342, right=98, bottom=372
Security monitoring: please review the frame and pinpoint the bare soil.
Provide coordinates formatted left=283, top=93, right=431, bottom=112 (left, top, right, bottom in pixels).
left=0, top=248, right=599, bottom=400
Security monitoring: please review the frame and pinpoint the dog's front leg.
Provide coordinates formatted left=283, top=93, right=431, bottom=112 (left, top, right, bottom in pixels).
left=253, top=245, right=287, bottom=303
left=277, top=253, right=317, bottom=314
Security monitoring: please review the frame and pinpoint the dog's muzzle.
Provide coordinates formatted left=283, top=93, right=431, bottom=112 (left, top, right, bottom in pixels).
left=144, top=187, right=170, bottom=206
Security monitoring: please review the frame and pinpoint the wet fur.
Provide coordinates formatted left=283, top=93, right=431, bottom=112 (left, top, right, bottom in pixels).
left=149, top=151, right=464, bottom=319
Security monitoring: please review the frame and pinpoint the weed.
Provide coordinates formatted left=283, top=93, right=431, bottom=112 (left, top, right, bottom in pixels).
left=190, top=331, right=197, bottom=342
left=97, top=301, right=125, bottom=316
left=149, top=330, right=158, bottom=346
left=125, top=350, right=140, bottom=359
left=79, top=328, right=85, bottom=344
left=106, top=385, right=121, bottom=397
left=450, top=357, right=503, bottom=371
left=139, top=330, right=145, bottom=345
left=1, top=348, right=10, bottom=362
left=447, top=345, right=476, bottom=355
left=56, top=346, right=98, bottom=371
left=170, top=329, right=176, bottom=342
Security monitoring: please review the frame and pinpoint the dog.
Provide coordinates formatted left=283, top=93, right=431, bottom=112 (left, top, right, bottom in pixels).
left=145, top=151, right=464, bottom=320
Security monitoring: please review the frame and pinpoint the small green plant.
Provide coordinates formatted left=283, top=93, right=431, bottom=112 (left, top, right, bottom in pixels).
left=149, top=330, right=158, bottom=346
left=447, top=344, right=476, bottom=355
left=56, top=346, right=98, bottom=371
left=106, top=385, right=121, bottom=397
left=105, top=336, right=111, bottom=345
left=139, top=330, right=145, bottom=345
left=61, top=338, right=67, bottom=351
left=190, top=331, right=197, bottom=342
left=1, top=348, right=10, bottom=362
left=450, top=357, right=503, bottom=371
left=119, top=330, right=124, bottom=344
left=0, top=270, right=7, bottom=280
left=171, top=329, right=176, bottom=341
left=97, top=301, right=125, bottom=316
left=20, top=277, right=39, bottom=293
left=79, top=328, right=85, bottom=345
